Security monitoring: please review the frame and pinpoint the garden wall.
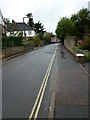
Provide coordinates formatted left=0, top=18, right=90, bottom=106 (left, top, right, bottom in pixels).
left=64, top=36, right=75, bottom=55
left=2, top=46, right=25, bottom=58
left=2, top=46, right=33, bottom=58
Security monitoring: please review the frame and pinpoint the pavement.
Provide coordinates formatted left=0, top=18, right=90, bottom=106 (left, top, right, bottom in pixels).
left=54, top=44, right=88, bottom=119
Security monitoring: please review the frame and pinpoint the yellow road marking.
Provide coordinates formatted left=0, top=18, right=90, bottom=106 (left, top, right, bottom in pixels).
left=29, top=64, right=50, bottom=119
left=34, top=53, right=54, bottom=119
left=29, top=56, right=53, bottom=119
left=29, top=47, right=57, bottom=120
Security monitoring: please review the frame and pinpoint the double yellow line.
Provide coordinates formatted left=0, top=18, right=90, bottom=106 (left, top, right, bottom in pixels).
left=29, top=47, right=57, bottom=120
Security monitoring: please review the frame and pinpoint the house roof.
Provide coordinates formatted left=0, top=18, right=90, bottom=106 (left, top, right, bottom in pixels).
left=6, top=22, right=33, bottom=32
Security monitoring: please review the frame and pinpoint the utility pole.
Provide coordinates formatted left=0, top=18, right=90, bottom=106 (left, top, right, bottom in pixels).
left=23, top=16, right=29, bottom=51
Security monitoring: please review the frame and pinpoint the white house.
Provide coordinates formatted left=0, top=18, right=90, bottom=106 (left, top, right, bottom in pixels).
left=6, top=22, right=36, bottom=38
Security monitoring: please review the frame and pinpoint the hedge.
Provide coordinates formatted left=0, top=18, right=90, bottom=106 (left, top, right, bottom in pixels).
left=2, top=36, right=23, bottom=48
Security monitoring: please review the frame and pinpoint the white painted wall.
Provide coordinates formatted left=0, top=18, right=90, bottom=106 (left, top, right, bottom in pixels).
left=6, top=30, right=36, bottom=37
left=24, top=30, right=36, bottom=37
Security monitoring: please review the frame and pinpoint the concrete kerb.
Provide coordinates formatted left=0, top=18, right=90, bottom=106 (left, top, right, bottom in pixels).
left=79, top=63, right=90, bottom=76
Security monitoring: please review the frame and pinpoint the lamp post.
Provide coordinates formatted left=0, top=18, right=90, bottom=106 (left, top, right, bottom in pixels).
left=23, top=17, right=27, bottom=44
left=23, top=16, right=29, bottom=51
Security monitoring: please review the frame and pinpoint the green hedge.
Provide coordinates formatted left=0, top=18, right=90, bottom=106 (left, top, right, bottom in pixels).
left=2, top=36, right=23, bottom=48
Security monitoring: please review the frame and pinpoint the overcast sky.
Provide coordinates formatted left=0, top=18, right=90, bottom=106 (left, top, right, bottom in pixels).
left=0, top=0, right=89, bottom=34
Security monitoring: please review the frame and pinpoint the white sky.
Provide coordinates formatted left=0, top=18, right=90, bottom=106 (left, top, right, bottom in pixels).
left=0, top=0, right=89, bottom=34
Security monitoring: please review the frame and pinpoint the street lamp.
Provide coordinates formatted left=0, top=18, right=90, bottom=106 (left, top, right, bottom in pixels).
left=23, top=16, right=29, bottom=51
left=23, top=17, right=28, bottom=43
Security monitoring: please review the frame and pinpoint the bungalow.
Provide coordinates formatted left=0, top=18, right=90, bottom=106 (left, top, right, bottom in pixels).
left=6, top=22, right=36, bottom=39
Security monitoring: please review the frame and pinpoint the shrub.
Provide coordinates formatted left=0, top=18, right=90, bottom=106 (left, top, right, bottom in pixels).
left=73, top=46, right=81, bottom=53
left=2, top=36, right=13, bottom=48
left=82, top=50, right=90, bottom=62
left=2, top=36, right=7, bottom=48
left=43, top=34, right=51, bottom=44
left=33, top=35, right=40, bottom=47
left=13, top=36, right=23, bottom=46
left=2, top=36, right=23, bottom=48
left=73, top=46, right=90, bottom=61
left=26, top=40, right=33, bottom=46
left=83, top=37, right=90, bottom=50
left=76, top=37, right=90, bottom=50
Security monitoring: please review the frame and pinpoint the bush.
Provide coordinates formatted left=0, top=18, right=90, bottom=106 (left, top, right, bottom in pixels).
left=82, top=50, right=90, bottom=62
left=43, top=34, right=51, bottom=44
left=26, top=40, right=33, bottom=46
left=73, top=46, right=90, bottom=61
left=76, top=37, right=90, bottom=50
left=13, top=36, right=23, bottom=46
left=83, top=37, right=90, bottom=50
left=2, top=36, right=13, bottom=48
left=2, top=36, right=23, bottom=48
left=73, top=46, right=81, bottom=53
left=33, top=35, right=40, bottom=47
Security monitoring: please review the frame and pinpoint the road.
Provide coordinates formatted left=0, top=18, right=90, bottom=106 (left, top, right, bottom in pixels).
left=2, top=44, right=58, bottom=119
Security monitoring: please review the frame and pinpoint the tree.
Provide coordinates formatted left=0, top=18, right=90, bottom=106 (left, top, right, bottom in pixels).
left=26, top=13, right=34, bottom=28
left=12, top=20, right=16, bottom=31
left=34, top=21, right=45, bottom=35
left=55, top=8, right=90, bottom=44
left=43, top=32, right=52, bottom=44
left=38, top=32, right=43, bottom=40
left=55, top=17, right=76, bottom=42
left=71, top=8, right=90, bottom=38
left=4, top=18, right=10, bottom=25
left=3, top=18, right=10, bottom=36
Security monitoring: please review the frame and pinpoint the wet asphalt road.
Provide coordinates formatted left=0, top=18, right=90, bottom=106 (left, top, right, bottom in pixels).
left=2, top=44, right=58, bottom=119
